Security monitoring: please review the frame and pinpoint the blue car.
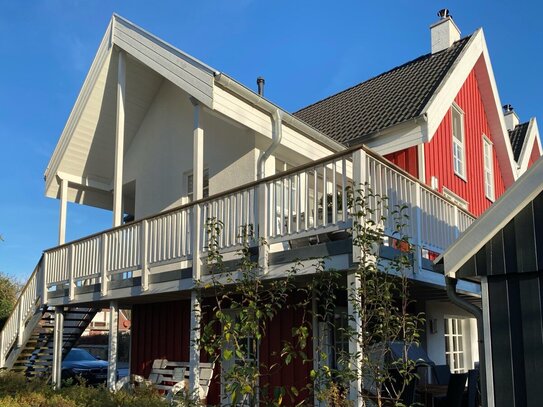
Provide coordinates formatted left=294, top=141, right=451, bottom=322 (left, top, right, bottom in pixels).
left=62, top=348, right=110, bottom=385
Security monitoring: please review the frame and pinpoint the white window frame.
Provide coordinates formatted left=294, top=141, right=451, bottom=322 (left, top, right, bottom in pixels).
left=442, top=187, right=469, bottom=211
left=451, top=104, right=467, bottom=180
left=482, top=135, right=495, bottom=201
left=444, top=317, right=466, bottom=373
left=186, top=168, right=209, bottom=202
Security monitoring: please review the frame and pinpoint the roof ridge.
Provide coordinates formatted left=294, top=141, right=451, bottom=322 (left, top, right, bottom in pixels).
left=294, top=35, right=472, bottom=115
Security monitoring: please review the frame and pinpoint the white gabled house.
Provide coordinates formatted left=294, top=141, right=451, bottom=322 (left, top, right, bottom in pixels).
left=1, top=10, right=541, bottom=405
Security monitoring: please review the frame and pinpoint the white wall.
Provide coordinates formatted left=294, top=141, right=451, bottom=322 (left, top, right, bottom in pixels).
left=123, top=80, right=257, bottom=219
left=425, top=300, right=479, bottom=371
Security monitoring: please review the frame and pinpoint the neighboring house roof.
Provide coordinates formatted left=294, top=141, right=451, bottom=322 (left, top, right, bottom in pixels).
left=293, top=36, right=471, bottom=145
left=508, top=122, right=530, bottom=162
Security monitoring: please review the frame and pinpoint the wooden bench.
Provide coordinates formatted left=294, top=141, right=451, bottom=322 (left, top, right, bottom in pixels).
left=116, top=359, right=214, bottom=401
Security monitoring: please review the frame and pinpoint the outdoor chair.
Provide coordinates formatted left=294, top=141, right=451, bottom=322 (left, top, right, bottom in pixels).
left=464, top=369, right=479, bottom=407
left=433, top=364, right=452, bottom=385
left=115, top=359, right=214, bottom=402
left=434, top=372, right=468, bottom=407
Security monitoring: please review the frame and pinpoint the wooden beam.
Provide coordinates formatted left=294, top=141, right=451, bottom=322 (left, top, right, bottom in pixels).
left=58, top=177, right=68, bottom=245
left=113, top=50, right=126, bottom=227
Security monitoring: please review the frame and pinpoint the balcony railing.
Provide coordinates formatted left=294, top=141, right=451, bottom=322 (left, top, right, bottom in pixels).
left=0, top=145, right=476, bottom=367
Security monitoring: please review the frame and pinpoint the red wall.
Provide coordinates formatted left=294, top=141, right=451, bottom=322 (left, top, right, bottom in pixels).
left=528, top=141, right=541, bottom=168
left=130, top=297, right=312, bottom=405
left=385, top=146, right=418, bottom=177
left=424, top=70, right=506, bottom=217
left=130, top=300, right=191, bottom=378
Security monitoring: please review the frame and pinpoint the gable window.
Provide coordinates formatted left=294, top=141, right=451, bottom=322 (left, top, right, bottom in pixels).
left=483, top=136, right=495, bottom=201
left=452, top=104, right=466, bottom=179
left=187, top=168, right=209, bottom=202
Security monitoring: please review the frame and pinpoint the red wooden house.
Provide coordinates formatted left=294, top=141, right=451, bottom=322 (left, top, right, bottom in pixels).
left=0, top=9, right=540, bottom=406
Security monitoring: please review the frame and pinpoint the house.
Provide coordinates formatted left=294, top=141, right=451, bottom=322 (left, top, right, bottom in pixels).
left=0, top=9, right=540, bottom=405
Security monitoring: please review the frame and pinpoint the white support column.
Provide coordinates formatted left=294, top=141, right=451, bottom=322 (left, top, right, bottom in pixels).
left=58, top=177, right=68, bottom=245
left=347, top=271, right=362, bottom=406
left=68, top=246, right=75, bottom=301
left=113, top=50, right=126, bottom=228
left=257, top=182, right=269, bottom=273
left=189, top=98, right=204, bottom=395
left=352, top=149, right=367, bottom=263
left=141, top=220, right=149, bottom=291
left=107, top=301, right=119, bottom=391
left=453, top=205, right=460, bottom=240
left=42, top=253, right=48, bottom=305
left=52, top=307, right=64, bottom=390
left=417, top=143, right=426, bottom=184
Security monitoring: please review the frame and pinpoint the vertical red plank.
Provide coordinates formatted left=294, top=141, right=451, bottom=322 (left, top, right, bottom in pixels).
left=384, top=146, right=419, bottom=178
left=528, top=142, right=542, bottom=168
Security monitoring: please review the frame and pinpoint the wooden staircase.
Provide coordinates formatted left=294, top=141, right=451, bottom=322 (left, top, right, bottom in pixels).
left=6, top=306, right=98, bottom=379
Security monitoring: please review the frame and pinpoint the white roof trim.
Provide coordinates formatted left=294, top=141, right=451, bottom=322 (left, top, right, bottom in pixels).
left=518, top=117, right=542, bottom=174
left=421, top=29, right=517, bottom=187
left=439, top=156, right=543, bottom=278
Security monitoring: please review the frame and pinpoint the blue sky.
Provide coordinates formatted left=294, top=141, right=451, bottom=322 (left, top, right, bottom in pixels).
left=0, top=1, right=542, bottom=281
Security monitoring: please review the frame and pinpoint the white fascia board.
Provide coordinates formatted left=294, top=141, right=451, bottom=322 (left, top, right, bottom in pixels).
left=44, top=19, right=114, bottom=198
left=518, top=118, right=542, bottom=174
left=422, top=29, right=517, bottom=186
left=56, top=172, right=112, bottom=192
left=364, top=120, right=425, bottom=156
left=440, top=157, right=543, bottom=278
left=423, top=30, right=481, bottom=141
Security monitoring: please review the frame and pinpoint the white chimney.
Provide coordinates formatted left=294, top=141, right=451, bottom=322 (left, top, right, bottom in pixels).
left=430, top=9, right=461, bottom=54
left=503, top=104, right=520, bottom=131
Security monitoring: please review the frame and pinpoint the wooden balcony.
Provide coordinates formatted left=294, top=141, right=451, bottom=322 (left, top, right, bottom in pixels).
left=0, top=146, right=478, bottom=367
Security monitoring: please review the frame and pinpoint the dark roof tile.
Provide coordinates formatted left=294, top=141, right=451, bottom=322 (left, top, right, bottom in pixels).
left=293, top=36, right=471, bottom=145
left=508, top=122, right=530, bottom=162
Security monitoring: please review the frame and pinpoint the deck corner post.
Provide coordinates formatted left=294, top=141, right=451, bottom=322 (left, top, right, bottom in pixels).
left=58, top=177, right=68, bottom=245
left=52, top=306, right=64, bottom=390
left=107, top=300, right=119, bottom=391
left=16, top=304, right=23, bottom=348
left=141, top=220, right=149, bottom=291
left=352, top=148, right=368, bottom=263
left=413, top=182, right=423, bottom=273
left=257, top=183, right=269, bottom=274
left=189, top=289, right=202, bottom=396
left=100, top=234, right=109, bottom=297
left=42, top=253, right=48, bottom=305
left=68, top=245, right=75, bottom=301
left=453, top=205, right=460, bottom=240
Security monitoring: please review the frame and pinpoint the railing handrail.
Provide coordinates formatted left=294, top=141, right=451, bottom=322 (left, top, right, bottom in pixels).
left=6, top=255, right=43, bottom=315
left=42, top=145, right=474, bottom=254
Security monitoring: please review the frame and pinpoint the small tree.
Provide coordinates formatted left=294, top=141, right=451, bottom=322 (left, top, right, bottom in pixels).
left=0, top=273, right=20, bottom=330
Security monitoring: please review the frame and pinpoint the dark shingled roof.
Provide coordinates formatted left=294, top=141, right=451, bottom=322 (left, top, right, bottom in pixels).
left=508, top=121, right=530, bottom=162
left=293, top=36, right=472, bottom=146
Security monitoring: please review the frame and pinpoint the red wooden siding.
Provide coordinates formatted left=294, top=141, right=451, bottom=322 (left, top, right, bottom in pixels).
left=385, top=146, right=419, bottom=177
left=528, top=141, right=541, bottom=168
left=130, top=300, right=191, bottom=378
left=424, top=69, right=506, bottom=217
left=259, top=299, right=313, bottom=405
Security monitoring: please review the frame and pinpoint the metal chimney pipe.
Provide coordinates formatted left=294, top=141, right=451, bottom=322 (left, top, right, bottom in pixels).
left=257, top=76, right=265, bottom=96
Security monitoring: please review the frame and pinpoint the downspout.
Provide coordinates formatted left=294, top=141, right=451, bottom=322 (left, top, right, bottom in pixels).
left=445, top=276, right=487, bottom=407
left=257, top=108, right=282, bottom=179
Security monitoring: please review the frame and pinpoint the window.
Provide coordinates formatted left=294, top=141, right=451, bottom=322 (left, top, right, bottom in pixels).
left=452, top=105, right=466, bottom=179
left=444, top=318, right=465, bottom=373
left=483, top=136, right=495, bottom=201
left=187, top=168, right=209, bottom=202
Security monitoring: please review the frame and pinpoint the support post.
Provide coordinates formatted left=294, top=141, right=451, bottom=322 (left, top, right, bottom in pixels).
left=68, top=246, right=75, bottom=301
left=141, top=220, right=149, bottom=291
left=257, top=183, right=269, bottom=273
left=352, top=148, right=367, bottom=262
left=453, top=205, right=460, bottom=240
left=0, top=331, right=5, bottom=369
left=113, top=50, right=126, bottom=228
left=52, top=307, right=64, bottom=390
left=347, top=271, right=362, bottom=406
left=189, top=98, right=204, bottom=396
left=413, top=183, right=423, bottom=273
left=16, top=303, right=23, bottom=347
left=58, top=177, right=68, bottom=245
left=42, top=253, right=48, bottom=305
left=107, top=301, right=119, bottom=391
left=100, top=234, right=108, bottom=296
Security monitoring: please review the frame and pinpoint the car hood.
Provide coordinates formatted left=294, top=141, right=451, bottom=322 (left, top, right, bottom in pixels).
left=62, top=360, right=109, bottom=370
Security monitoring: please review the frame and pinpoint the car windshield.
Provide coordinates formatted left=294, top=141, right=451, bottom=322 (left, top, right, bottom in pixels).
left=64, top=348, right=97, bottom=362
